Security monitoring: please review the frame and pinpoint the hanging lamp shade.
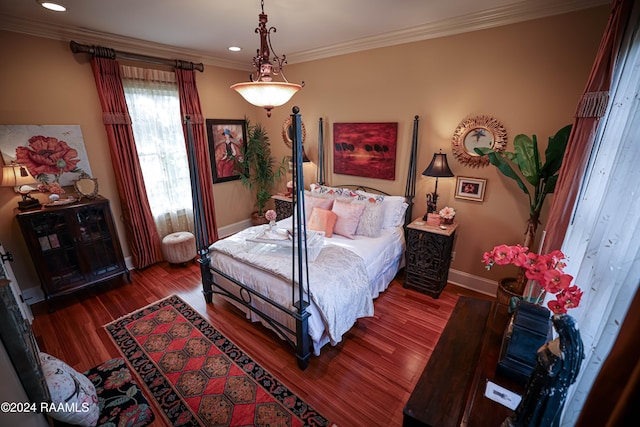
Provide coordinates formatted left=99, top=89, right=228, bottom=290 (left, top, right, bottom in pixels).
left=230, top=81, right=301, bottom=114
left=230, top=0, right=303, bottom=117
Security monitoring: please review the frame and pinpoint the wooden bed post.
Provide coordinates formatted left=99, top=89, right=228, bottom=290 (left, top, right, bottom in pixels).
left=291, top=106, right=312, bottom=369
left=184, top=115, right=213, bottom=303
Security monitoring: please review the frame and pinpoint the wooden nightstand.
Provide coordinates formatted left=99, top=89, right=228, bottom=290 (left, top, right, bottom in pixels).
left=404, top=218, right=458, bottom=298
left=271, top=194, right=294, bottom=220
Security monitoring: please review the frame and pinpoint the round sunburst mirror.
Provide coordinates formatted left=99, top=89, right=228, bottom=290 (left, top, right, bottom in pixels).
left=451, top=115, right=507, bottom=168
left=281, top=117, right=306, bottom=149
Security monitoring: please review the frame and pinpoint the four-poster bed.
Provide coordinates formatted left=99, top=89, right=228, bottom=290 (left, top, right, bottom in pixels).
left=185, top=109, right=420, bottom=369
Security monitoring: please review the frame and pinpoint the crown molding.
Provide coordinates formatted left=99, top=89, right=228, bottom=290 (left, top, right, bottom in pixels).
left=0, top=0, right=609, bottom=69
left=0, top=15, right=250, bottom=71
left=287, top=0, right=611, bottom=63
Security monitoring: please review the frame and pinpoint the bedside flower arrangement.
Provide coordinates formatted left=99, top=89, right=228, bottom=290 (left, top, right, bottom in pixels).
left=265, top=209, right=277, bottom=228
left=439, top=206, right=456, bottom=224
left=482, top=244, right=583, bottom=314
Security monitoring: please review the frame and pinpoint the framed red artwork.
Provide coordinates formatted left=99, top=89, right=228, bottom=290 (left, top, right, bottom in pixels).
left=333, top=122, right=398, bottom=180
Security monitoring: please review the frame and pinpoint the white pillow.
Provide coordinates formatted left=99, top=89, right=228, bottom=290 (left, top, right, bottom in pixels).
left=39, top=352, right=100, bottom=427
left=353, top=194, right=384, bottom=237
left=381, top=196, right=408, bottom=229
left=355, top=189, right=386, bottom=203
left=309, top=183, right=356, bottom=200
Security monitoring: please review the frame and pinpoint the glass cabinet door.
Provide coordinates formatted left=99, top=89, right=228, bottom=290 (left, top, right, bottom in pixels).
left=25, top=210, right=84, bottom=290
left=75, top=204, right=122, bottom=279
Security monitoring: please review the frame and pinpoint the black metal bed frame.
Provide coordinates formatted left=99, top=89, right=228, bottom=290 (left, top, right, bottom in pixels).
left=184, top=109, right=419, bottom=369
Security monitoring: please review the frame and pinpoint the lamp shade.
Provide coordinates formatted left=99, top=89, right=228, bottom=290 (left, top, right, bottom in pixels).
left=230, top=81, right=301, bottom=113
left=422, top=152, right=454, bottom=178
left=1, top=164, right=37, bottom=191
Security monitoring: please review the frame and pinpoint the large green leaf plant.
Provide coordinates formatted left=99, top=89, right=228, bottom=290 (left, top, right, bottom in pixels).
left=475, top=124, right=572, bottom=252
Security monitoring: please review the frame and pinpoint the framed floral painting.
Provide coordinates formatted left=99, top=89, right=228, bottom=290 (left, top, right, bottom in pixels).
left=455, top=176, right=487, bottom=201
left=0, top=125, right=93, bottom=191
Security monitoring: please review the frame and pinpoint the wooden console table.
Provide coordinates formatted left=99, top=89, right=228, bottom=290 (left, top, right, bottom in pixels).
left=403, top=297, right=524, bottom=426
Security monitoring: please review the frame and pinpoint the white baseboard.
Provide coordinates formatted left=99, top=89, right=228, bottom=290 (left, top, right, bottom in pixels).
left=448, top=268, right=498, bottom=297
left=125, top=256, right=135, bottom=271
left=22, top=286, right=45, bottom=305
left=218, top=219, right=252, bottom=238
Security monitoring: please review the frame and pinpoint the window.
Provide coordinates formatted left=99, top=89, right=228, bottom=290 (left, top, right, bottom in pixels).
left=121, top=66, right=193, bottom=238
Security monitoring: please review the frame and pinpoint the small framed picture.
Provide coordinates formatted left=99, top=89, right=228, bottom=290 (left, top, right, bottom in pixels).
left=455, top=176, right=487, bottom=202
left=206, top=119, right=247, bottom=183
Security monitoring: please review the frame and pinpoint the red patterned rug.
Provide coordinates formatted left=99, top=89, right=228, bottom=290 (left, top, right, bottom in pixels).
left=104, top=295, right=333, bottom=427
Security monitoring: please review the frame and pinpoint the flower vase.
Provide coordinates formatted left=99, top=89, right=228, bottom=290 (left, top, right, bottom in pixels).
left=269, top=220, right=276, bottom=229
left=440, top=217, right=454, bottom=225
left=497, top=300, right=552, bottom=386
left=503, top=313, right=583, bottom=427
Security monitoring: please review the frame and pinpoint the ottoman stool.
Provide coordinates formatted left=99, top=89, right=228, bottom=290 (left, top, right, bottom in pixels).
left=161, top=231, right=196, bottom=265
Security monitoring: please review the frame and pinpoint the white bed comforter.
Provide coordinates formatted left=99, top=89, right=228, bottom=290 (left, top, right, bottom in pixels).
left=210, top=225, right=373, bottom=343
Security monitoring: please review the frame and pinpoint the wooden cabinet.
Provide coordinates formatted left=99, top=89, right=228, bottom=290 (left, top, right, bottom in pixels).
left=17, top=198, right=129, bottom=300
left=271, top=194, right=294, bottom=220
left=403, top=297, right=524, bottom=426
left=404, top=219, right=458, bottom=298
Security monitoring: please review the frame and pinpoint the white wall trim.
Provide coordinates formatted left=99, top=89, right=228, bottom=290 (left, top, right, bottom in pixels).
left=22, top=286, right=45, bottom=306
left=448, top=268, right=498, bottom=297
left=218, top=219, right=252, bottom=238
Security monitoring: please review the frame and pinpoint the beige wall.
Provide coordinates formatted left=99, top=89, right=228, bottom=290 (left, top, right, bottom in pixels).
left=0, top=5, right=608, bottom=294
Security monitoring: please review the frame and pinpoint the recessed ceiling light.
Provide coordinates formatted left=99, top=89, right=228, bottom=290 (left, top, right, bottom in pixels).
left=39, top=1, right=67, bottom=12
left=228, top=46, right=241, bottom=52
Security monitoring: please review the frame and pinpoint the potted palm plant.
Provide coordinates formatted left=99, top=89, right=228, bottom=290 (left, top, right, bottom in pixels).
left=240, top=120, right=284, bottom=225
left=475, top=124, right=572, bottom=298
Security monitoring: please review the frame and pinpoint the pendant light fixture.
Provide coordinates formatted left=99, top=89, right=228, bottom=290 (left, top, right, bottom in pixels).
left=230, top=0, right=303, bottom=117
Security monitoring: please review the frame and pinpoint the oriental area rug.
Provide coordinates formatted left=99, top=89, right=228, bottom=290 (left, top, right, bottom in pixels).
left=104, top=295, right=333, bottom=427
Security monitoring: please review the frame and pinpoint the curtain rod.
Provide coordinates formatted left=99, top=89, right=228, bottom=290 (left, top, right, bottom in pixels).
left=69, top=40, right=204, bottom=72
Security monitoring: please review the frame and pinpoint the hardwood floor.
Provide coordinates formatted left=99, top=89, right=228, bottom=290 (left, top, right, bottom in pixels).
left=31, top=261, right=491, bottom=426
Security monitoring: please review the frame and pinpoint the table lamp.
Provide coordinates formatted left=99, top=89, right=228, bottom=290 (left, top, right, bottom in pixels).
left=422, top=150, right=454, bottom=219
left=1, top=163, right=41, bottom=210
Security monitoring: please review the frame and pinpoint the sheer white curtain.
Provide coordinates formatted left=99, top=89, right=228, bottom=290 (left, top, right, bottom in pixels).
left=556, top=8, right=640, bottom=424
left=121, top=65, right=194, bottom=239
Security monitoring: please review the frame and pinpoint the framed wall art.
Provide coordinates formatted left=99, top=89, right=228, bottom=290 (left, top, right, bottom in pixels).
left=0, top=125, right=93, bottom=189
left=333, top=122, right=398, bottom=180
left=455, top=176, right=487, bottom=201
left=206, top=119, right=247, bottom=183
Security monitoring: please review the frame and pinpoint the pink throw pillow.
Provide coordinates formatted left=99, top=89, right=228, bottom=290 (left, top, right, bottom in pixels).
left=332, top=199, right=366, bottom=239
left=304, top=193, right=334, bottom=221
left=307, top=207, right=338, bottom=237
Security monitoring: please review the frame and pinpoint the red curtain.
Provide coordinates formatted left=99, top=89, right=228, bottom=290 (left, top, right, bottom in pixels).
left=175, top=68, right=219, bottom=243
left=543, top=0, right=633, bottom=252
left=90, top=56, right=163, bottom=268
